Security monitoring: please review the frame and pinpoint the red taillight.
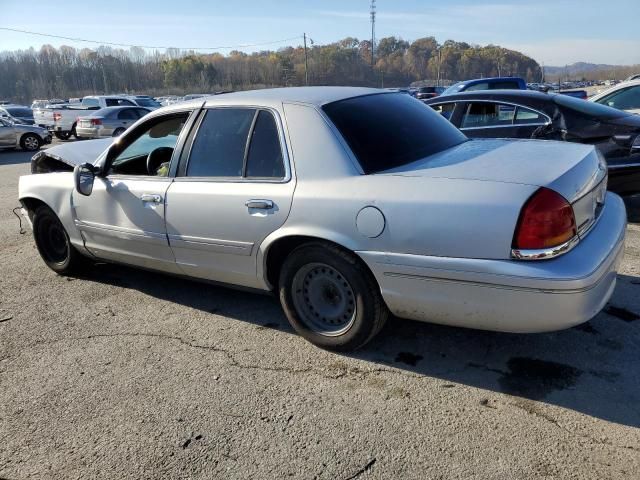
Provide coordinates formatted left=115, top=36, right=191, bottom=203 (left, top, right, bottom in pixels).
left=513, top=188, right=577, bottom=250
left=90, top=118, right=102, bottom=126
left=53, top=112, right=61, bottom=122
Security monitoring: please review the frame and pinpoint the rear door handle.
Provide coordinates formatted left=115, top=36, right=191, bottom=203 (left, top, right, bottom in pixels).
left=245, top=199, right=274, bottom=210
left=140, top=193, right=162, bottom=203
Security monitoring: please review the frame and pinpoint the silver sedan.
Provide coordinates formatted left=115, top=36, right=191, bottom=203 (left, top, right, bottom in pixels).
left=0, top=118, right=51, bottom=151
left=76, top=106, right=151, bottom=139
left=18, top=88, right=626, bottom=351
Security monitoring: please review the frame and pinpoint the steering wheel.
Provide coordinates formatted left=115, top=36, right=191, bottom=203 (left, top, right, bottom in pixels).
left=146, top=147, right=174, bottom=176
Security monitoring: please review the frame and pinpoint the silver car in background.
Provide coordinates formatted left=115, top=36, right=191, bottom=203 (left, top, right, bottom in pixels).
left=0, top=118, right=51, bottom=151
left=76, top=106, right=151, bottom=139
left=18, top=88, right=626, bottom=351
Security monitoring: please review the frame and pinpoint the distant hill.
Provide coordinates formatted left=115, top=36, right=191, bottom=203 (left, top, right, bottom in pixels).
left=545, top=63, right=621, bottom=75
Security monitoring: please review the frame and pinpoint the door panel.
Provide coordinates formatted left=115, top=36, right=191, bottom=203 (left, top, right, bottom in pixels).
left=165, top=180, right=294, bottom=288
left=0, top=123, right=15, bottom=147
left=72, top=177, right=179, bottom=272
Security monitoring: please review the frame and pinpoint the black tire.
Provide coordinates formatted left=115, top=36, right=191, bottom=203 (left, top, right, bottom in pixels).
left=71, top=123, right=78, bottom=139
left=112, top=128, right=125, bottom=137
left=54, top=131, right=72, bottom=140
left=32, top=205, right=88, bottom=275
left=20, top=133, right=41, bottom=151
left=279, top=242, right=388, bottom=351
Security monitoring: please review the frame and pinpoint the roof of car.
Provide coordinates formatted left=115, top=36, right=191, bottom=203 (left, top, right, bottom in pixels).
left=202, top=87, right=384, bottom=107
left=425, top=89, right=553, bottom=104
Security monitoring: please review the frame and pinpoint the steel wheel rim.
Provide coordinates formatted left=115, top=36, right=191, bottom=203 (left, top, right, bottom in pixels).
left=291, top=262, right=356, bottom=336
left=25, top=136, right=39, bottom=150
left=37, top=217, right=69, bottom=264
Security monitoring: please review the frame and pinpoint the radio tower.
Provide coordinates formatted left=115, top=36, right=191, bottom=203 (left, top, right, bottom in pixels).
left=370, top=0, right=376, bottom=67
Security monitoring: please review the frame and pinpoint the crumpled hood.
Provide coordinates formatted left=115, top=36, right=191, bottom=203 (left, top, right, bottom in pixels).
left=41, top=138, right=112, bottom=167
left=379, top=138, right=603, bottom=203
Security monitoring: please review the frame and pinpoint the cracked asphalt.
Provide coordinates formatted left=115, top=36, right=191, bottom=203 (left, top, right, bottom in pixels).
left=1, top=142, right=640, bottom=479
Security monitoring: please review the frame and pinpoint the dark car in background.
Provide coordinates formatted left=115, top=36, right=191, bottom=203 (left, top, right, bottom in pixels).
left=440, top=77, right=526, bottom=96
left=0, top=105, right=35, bottom=125
left=425, top=89, right=640, bottom=197
left=414, top=86, right=446, bottom=100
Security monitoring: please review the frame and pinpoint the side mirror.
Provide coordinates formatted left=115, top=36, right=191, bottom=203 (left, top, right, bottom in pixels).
left=612, top=135, right=633, bottom=148
left=74, top=163, right=96, bottom=196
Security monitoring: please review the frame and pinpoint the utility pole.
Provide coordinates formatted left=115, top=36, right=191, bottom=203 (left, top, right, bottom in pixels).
left=370, top=0, right=376, bottom=68
left=303, top=33, right=309, bottom=86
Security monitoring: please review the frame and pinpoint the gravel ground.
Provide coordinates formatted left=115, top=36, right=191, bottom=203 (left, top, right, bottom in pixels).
left=1, top=140, right=639, bottom=479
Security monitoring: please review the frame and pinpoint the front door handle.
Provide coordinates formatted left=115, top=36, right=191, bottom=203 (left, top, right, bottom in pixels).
left=140, top=193, right=162, bottom=203
left=245, top=199, right=274, bottom=210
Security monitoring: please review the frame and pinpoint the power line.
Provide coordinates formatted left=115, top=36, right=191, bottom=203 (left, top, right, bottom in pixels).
left=0, top=27, right=303, bottom=51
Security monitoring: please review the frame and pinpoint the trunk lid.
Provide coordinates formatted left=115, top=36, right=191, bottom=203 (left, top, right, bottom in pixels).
left=379, top=138, right=607, bottom=241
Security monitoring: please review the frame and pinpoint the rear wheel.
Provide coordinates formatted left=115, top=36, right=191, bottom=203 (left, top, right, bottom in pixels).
left=54, top=131, right=72, bottom=140
left=279, top=242, right=388, bottom=351
left=20, top=133, right=41, bottom=151
left=32, top=205, right=88, bottom=275
left=71, top=123, right=78, bottom=139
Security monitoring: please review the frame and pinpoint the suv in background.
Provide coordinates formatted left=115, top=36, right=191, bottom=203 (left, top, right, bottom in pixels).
left=440, top=77, right=527, bottom=96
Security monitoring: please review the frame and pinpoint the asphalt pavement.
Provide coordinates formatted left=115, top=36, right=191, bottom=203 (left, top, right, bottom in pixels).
left=0, top=141, right=639, bottom=479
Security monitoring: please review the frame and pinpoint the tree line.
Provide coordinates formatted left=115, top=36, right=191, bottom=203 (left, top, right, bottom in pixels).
left=0, top=37, right=542, bottom=103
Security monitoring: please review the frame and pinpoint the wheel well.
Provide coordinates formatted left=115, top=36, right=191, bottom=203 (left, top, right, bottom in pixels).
left=20, top=197, right=47, bottom=220
left=264, top=235, right=373, bottom=289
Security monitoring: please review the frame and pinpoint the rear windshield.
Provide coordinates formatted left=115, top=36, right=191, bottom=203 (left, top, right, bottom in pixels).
left=6, top=107, right=33, bottom=117
left=553, top=94, right=628, bottom=120
left=323, top=93, right=467, bottom=174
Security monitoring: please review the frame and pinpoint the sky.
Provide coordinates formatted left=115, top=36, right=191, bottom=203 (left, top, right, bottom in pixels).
left=1, top=0, right=638, bottom=66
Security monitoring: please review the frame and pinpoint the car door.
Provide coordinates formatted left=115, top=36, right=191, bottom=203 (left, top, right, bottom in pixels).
left=0, top=119, right=16, bottom=147
left=116, top=108, right=139, bottom=130
left=165, top=107, right=295, bottom=289
left=72, top=110, right=195, bottom=272
left=459, top=102, right=549, bottom=139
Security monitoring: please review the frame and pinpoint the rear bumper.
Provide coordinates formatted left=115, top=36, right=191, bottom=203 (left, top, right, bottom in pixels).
left=76, top=127, right=110, bottom=139
left=357, top=193, right=627, bottom=333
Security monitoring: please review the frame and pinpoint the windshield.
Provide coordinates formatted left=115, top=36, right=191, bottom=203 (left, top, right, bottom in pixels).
left=323, top=93, right=467, bottom=174
left=441, top=82, right=465, bottom=96
left=554, top=94, right=628, bottom=119
left=135, top=98, right=161, bottom=107
left=6, top=107, right=33, bottom=117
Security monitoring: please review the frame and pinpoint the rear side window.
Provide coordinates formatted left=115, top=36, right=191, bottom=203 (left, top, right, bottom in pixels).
left=490, top=81, right=520, bottom=90
left=187, top=108, right=256, bottom=177
left=245, top=110, right=284, bottom=178
left=106, top=98, right=135, bottom=107
left=465, top=82, right=489, bottom=92
left=118, top=109, right=138, bottom=120
left=461, top=103, right=515, bottom=128
left=515, top=107, right=548, bottom=124
left=82, top=98, right=100, bottom=108
left=323, top=93, right=467, bottom=174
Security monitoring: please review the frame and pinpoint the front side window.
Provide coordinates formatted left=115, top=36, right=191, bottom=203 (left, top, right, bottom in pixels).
left=323, top=93, right=467, bottom=174
left=461, top=103, right=515, bottom=128
left=108, top=113, right=189, bottom=176
left=596, top=86, right=640, bottom=111
left=82, top=98, right=100, bottom=108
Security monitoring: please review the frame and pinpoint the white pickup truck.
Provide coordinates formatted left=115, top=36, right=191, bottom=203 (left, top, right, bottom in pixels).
left=34, top=95, right=137, bottom=140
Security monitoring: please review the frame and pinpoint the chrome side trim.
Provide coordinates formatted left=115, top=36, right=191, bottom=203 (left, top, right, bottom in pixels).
left=511, top=235, right=580, bottom=261
left=167, top=233, right=254, bottom=256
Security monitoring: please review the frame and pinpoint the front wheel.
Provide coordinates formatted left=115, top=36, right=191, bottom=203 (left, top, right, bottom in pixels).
left=32, top=205, right=88, bottom=275
left=20, top=133, right=41, bottom=151
left=279, top=242, right=388, bottom=351
left=112, top=128, right=125, bottom=137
